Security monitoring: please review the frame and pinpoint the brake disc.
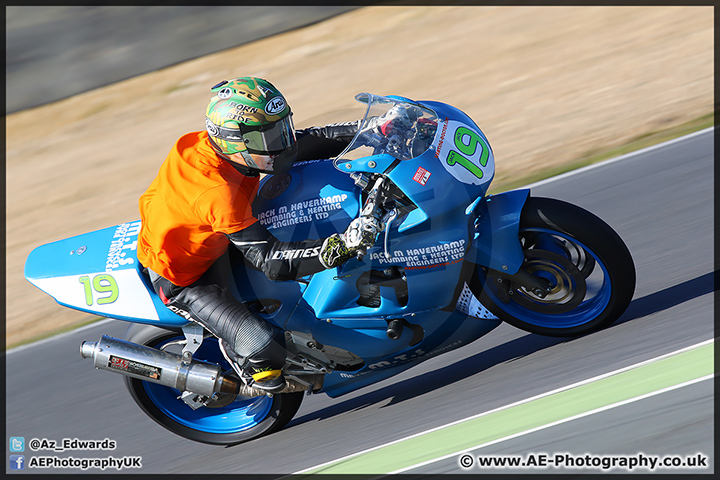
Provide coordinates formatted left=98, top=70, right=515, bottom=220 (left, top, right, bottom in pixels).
left=511, top=249, right=587, bottom=314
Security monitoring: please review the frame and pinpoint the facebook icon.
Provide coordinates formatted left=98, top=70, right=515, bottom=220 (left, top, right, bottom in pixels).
left=10, top=455, right=25, bottom=470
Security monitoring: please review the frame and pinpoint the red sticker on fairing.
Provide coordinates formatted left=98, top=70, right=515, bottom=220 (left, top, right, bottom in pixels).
left=413, top=166, right=431, bottom=186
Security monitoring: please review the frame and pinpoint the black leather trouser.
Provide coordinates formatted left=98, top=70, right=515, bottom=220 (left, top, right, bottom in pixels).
left=148, top=253, right=286, bottom=370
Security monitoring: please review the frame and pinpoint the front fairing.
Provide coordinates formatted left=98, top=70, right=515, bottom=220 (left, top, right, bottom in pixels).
left=243, top=95, right=504, bottom=374
left=250, top=158, right=468, bottom=320
left=250, top=95, right=497, bottom=320
left=336, top=94, right=495, bottom=232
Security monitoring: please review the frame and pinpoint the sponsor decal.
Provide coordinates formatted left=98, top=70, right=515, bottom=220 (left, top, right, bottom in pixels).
left=340, top=340, right=464, bottom=378
left=271, top=246, right=321, bottom=260
left=368, top=239, right=466, bottom=268
left=105, top=221, right=140, bottom=272
left=109, top=356, right=129, bottom=370
left=167, top=304, right=193, bottom=321
left=405, top=257, right=463, bottom=271
left=434, top=117, right=450, bottom=159
left=258, top=193, right=349, bottom=229
left=205, top=118, right=220, bottom=136
left=108, top=355, right=161, bottom=380
left=412, top=166, right=431, bottom=186
left=292, top=158, right=332, bottom=166
left=265, top=96, right=287, bottom=115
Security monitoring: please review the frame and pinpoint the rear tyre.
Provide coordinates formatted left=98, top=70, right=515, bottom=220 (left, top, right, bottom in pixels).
left=471, top=197, right=635, bottom=337
left=124, top=324, right=303, bottom=445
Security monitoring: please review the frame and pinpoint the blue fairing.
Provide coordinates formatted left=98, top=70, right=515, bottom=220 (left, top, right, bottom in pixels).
left=253, top=159, right=361, bottom=240
left=246, top=156, right=505, bottom=396
left=251, top=159, right=470, bottom=319
left=290, top=306, right=500, bottom=398
left=466, top=189, right=530, bottom=274
left=24, top=221, right=187, bottom=326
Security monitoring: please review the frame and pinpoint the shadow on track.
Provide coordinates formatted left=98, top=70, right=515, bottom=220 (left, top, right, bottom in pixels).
left=287, top=332, right=570, bottom=427
left=617, top=270, right=716, bottom=324
left=286, top=271, right=715, bottom=428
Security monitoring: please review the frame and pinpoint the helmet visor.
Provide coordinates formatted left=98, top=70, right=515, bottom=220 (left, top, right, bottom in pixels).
left=242, top=115, right=296, bottom=155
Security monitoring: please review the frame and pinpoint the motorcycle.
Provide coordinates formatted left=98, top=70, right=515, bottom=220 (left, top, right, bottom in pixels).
left=24, top=93, right=635, bottom=445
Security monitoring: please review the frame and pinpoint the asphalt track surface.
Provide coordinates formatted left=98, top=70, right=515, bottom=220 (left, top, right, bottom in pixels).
left=6, top=6, right=356, bottom=113
left=5, top=128, right=714, bottom=475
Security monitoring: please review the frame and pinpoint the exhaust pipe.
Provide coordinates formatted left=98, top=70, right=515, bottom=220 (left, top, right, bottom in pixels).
left=81, top=335, right=238, bottom=396
left=80, top=335, right=323, bottom=397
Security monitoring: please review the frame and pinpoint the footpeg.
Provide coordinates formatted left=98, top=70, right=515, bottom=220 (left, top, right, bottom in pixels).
left=386, top=319, right=404, bottom=340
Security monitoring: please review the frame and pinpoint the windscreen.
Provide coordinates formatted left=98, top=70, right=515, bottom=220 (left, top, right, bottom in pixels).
left=334, top=94, right=439, bottom=165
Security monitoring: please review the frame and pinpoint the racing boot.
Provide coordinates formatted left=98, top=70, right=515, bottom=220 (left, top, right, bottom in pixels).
left=166, top=284, right=287, bottom=393
left=220, top=328, right=287, bottom=393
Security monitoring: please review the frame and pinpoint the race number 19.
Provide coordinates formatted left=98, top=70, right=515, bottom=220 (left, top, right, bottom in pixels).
left=79, top=274, right=119, bottom=306
left=447, top=127, right=490, bottom=179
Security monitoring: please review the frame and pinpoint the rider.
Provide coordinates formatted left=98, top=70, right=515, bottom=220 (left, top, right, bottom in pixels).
left=137, top=77, right=380, bottom=393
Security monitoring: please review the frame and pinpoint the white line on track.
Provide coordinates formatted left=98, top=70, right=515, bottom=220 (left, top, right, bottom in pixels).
left=294, top=338, right=713, bottom=475
left=389, top=373, right=714, bottom=474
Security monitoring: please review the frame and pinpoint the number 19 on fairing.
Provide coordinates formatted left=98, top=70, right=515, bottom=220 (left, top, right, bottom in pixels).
left=79, top=274, right=119, bottom=306
left=447, top=126, right=490, bottom=179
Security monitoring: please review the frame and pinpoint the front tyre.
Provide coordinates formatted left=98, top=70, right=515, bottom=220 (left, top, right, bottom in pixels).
left=124, top=325, right=303, bottom=445
left=471, top=197, right=635, bottom=337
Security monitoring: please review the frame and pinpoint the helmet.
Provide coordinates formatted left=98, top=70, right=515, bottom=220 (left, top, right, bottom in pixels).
left=205, top=77, right=297, bottom=174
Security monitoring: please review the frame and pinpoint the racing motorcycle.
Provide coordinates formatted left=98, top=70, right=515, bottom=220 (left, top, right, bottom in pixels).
left=24, top=93, right=635, bottom=445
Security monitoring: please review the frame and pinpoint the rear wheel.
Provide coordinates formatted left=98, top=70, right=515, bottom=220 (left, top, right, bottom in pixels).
left=471, top=197, right=635, bottom=337
left=124, top=325, right=303, bottom=445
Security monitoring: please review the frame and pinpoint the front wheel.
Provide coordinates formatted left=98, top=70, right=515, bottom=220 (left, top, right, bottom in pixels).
left=471, top=197, right=635, bottom=337
left=124, top=325, right=303, bottom=445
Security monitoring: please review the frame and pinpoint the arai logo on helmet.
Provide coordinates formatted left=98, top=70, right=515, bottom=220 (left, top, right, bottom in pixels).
left=205, top=118, right=220, bottom=136
left=265, top=96, right=287, bottom=115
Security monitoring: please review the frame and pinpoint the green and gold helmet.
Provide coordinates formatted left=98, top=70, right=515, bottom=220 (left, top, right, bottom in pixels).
left=205, top=77, right=297, bottom=173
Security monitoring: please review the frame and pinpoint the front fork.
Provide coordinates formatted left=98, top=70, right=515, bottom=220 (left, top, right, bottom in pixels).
left=486, top=267, right=554, bottom=303
left=466, top=189, right=530, bottom=275
left=353, top=174, right=398, bottom=262
left=465, top=189, right=557, bottom=297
